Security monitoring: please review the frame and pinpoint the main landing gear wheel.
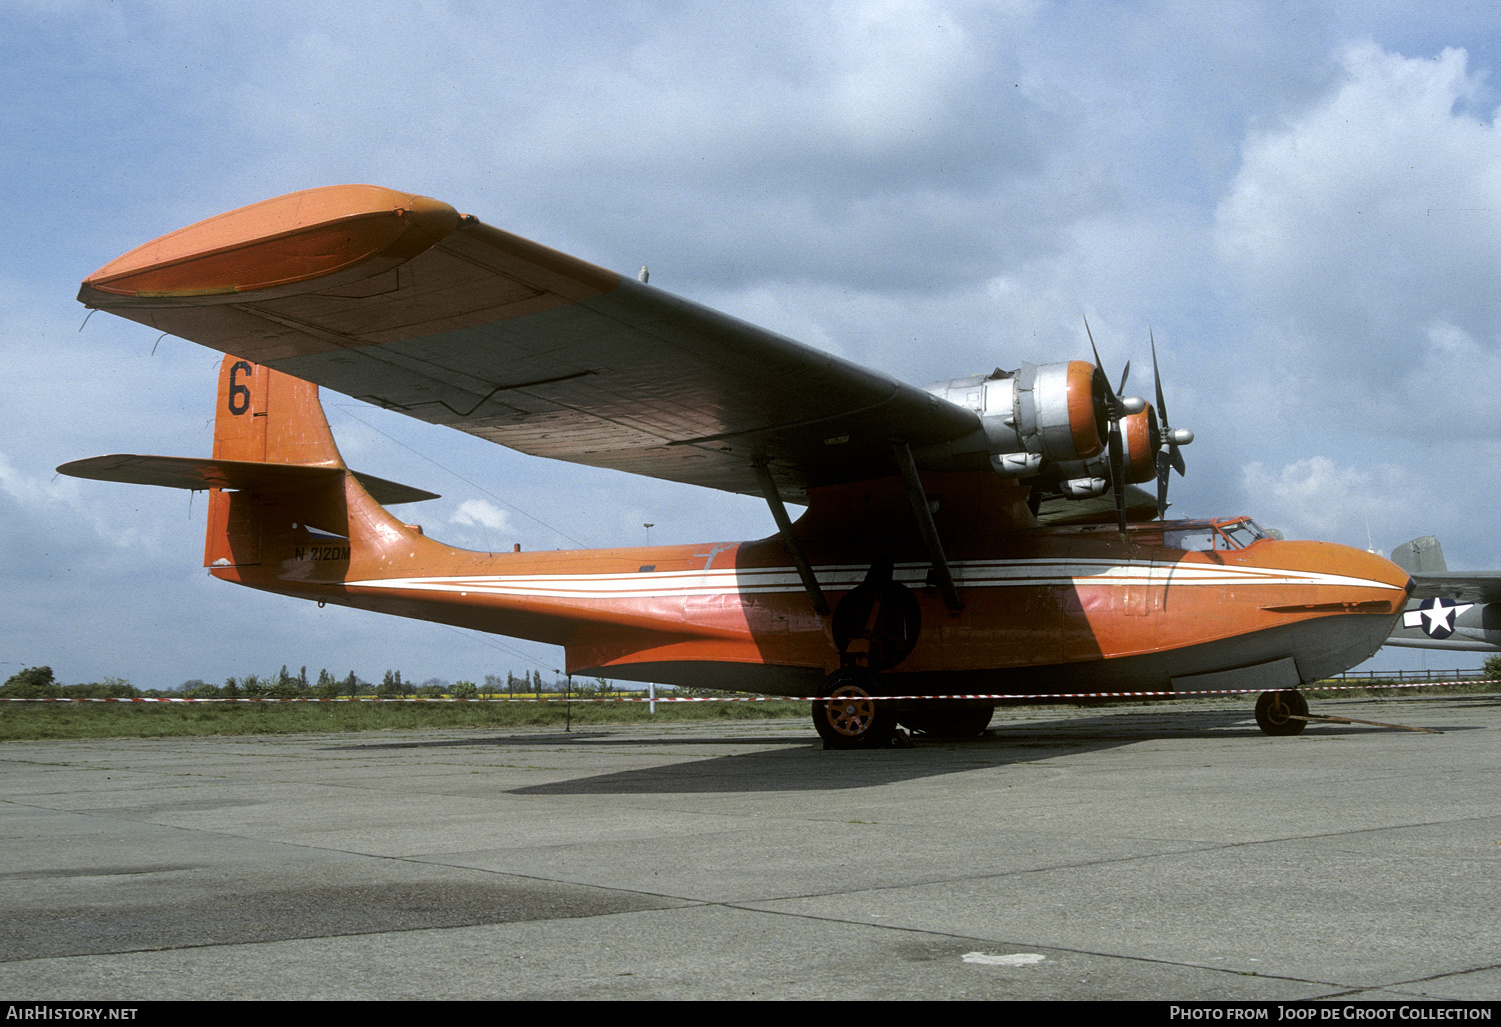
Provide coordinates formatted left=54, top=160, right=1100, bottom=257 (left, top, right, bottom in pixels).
left=1255, top=689, right=1308, bottom=736
left=812, top=670, right=898, bottom=750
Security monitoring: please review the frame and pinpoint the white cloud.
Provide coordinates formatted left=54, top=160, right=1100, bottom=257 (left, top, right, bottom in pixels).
left=0, top=450, right=81, bottom=510
left=1208, top=39, right=1501, bottom=551
left=1240, top=456, right=1417, bottom=544
left=450, top=499, right=513, bottom=534
left=1401, top=321, right=1501, bottom=435
left=0, top=449, right=166, bottom=553
left=1216, top=43, right=1501, bottom=352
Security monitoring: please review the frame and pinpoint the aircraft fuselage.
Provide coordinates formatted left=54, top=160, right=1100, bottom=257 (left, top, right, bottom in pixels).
left=211, top=471, right=1410, bottom=695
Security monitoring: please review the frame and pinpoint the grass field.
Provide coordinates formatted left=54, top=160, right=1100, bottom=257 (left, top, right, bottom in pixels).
left=0, top=697, right=812, bottom=740
left=2, top=678, right=1495, bottom=741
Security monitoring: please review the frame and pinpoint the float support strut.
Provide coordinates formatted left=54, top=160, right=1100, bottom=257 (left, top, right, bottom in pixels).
left=894, top=442, right=964, bottom=612
left=754, top=462, right=829, bottom=617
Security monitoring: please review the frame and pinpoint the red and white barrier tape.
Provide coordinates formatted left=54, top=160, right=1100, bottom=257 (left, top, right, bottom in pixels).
left=0, top=680, right=1485, bottom=703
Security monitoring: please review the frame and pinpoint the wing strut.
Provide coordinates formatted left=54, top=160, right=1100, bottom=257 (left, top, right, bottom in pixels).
left=893, top=443, right=964, bottom=612
left=753, top=462, right=830, bottom=617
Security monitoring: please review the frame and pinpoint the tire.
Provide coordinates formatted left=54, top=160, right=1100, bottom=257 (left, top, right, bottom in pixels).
left=812, top=669, right=898, bottom=749
left=1255, top=689, right=1308, bottom=736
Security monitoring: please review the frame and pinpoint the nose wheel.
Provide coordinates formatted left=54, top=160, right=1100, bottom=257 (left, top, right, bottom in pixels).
left=812, top=669, right=898, bottom=749
left=1255, top=689, right=1308, bottom=736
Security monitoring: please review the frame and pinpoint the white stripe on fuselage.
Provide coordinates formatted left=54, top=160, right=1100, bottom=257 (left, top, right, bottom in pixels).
left=344, top=558, right=1405, bottom=601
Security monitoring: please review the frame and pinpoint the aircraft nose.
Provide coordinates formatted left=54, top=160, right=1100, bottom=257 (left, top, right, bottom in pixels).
left=1358, top=547, right=1416, bottom=609
left=1259, top=540, right=1415, bottom=616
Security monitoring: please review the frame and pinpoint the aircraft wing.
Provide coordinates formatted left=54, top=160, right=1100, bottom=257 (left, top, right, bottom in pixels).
left=78, top=185, right=980, bottom=501
left=1409, top=573, right=1501, bottom=605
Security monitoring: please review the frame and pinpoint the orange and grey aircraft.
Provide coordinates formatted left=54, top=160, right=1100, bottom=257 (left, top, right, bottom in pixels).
left=62, top=184, right=1414, bottom=746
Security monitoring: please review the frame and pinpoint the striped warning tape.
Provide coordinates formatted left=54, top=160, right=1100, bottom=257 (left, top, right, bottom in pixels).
left=0, top=680, right=1483, bottom=703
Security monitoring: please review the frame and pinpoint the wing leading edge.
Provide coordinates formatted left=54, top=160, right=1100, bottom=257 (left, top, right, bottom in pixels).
left=79, top=185, right=981, bottom=501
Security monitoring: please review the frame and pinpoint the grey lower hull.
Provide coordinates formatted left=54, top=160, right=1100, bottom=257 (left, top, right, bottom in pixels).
left=582, top=611, right=1398, bottom=698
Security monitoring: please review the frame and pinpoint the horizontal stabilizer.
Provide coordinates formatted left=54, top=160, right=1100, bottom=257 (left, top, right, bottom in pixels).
left=57, top=455, right=439, bottom=506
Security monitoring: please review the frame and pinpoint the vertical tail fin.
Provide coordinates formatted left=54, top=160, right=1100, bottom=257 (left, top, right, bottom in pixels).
left=212, top=355, right=347, bottom=468
left=205, top=356, right=353, bottom=570
left=1391, top=536, right=1447, bottom=574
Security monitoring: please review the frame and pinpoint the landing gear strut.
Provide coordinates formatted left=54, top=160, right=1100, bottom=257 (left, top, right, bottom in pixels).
left=1255, top=689, right=1308, bottom=736
left=812, top=668, right=899, bottom=749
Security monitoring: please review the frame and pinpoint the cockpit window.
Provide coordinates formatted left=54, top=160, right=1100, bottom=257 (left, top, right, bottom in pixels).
left=1220, top=519, right=1269, bottom=549
left=1163, top=518, right=1270, bottom=552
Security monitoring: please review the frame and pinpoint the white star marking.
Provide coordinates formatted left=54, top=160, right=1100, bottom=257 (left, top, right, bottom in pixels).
left=1403, top=598, right=1474, bottom=638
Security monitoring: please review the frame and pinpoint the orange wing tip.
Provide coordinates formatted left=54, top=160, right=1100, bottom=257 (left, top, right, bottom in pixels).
left=82, top=185, right=460, bottom=299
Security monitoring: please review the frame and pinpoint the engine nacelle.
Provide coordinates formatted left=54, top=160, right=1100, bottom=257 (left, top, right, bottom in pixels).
left=926, top=361, right=1106, bottom=477
left=1046, top=404, right=1160, bottom=486
left=1121, top=406, right=1160, bottom=484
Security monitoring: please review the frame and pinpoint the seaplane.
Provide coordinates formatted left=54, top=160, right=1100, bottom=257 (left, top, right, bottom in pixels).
left=61, top=185, right=1413, bottom=747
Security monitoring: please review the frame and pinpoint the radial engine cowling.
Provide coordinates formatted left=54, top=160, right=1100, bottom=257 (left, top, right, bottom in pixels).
left=925, top=361, right=1106, bottom=478
left=1122, top=406, right=1160, bottom=484
left=1046, top=403, right=1158, bottom=491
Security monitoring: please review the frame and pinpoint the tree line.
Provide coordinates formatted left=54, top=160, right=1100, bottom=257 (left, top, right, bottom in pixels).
left=1, top=665, right=635, bottom=700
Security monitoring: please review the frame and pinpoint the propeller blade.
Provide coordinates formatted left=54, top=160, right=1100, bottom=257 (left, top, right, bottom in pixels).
left=1108, top=415, right=1128, bottom=536
left=1151, top=330, right=1167, bottom=423
left=1149, top=329, right=1189, bottom=483
left=1084, top=316, right=1130, bottom=536
left=1156, top=450, right=1171, bottom=520
left=1084, top=317, right=1111, bottom=400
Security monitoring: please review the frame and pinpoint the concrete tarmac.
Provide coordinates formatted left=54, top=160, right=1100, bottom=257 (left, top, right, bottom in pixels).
left=1, top=694, right=1498, bottom=1001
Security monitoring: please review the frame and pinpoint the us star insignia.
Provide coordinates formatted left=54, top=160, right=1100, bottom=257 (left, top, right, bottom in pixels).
left=1402, top=597, right=1474, bottom=639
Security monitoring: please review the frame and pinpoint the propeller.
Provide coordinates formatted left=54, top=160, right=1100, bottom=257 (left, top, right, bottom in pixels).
left=1149, top=330, right=1193, bottom=519
left=1083, top=317, right=1145, bottom=537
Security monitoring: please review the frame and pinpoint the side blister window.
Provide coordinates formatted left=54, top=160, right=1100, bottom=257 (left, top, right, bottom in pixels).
left=1163, top=528, right=1216, bottom=552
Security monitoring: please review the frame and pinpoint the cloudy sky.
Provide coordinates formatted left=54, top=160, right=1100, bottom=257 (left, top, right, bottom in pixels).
left=3, top=0, right=1498, bottom=689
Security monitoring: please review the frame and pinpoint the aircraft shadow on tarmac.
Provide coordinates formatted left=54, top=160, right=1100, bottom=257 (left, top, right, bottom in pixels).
left=325, top=705, right=1464, bottom=794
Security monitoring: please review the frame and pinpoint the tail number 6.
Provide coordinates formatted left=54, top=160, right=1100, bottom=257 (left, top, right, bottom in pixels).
left=228, top=361, right=253, bottom=416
